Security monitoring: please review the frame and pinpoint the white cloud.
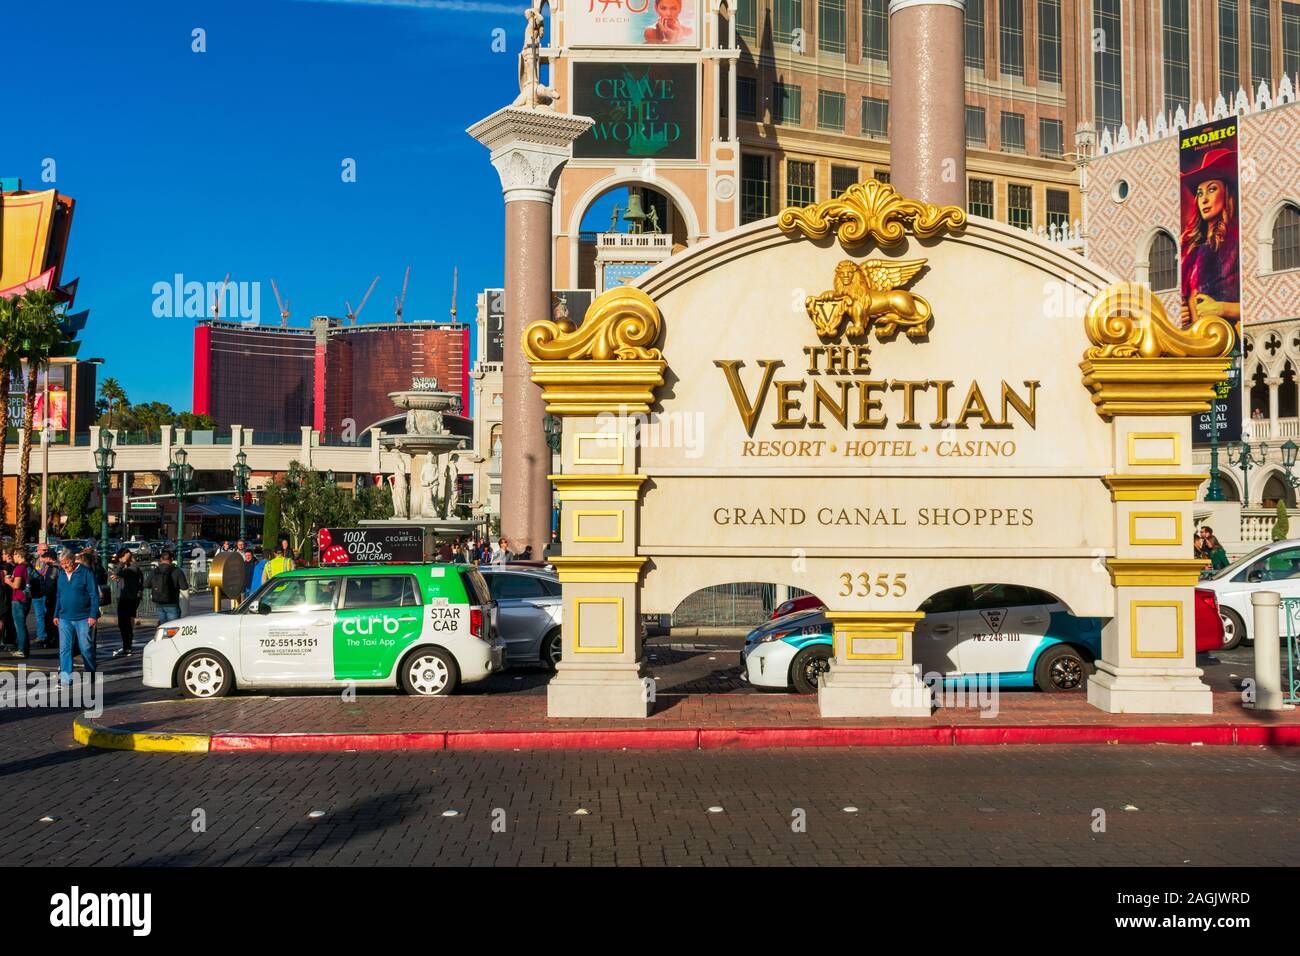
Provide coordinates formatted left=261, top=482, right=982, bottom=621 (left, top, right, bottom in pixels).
left=292, top=0, right=523, bottom=14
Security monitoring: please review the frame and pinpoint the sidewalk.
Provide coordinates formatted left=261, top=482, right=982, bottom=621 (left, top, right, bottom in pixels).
left=73, top=685, right=1300, bottom=753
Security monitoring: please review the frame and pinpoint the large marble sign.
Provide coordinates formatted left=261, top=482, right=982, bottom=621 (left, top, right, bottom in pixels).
left=526, top=181, right=1234, bottom=719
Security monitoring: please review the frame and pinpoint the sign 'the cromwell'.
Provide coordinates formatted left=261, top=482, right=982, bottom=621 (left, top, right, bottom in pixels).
left=525, top=180, right=1235, bottom=720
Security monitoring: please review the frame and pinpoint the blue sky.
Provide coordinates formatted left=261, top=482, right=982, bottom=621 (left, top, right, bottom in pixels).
left=6, top=0, right=535, bottom=410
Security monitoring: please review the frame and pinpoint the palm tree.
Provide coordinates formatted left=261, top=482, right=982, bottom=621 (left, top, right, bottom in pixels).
left=98, top=377, right=127, bottom=429
left=14, top=289, right=70, bottom=549
left=0, top=296, right=26, bottom=533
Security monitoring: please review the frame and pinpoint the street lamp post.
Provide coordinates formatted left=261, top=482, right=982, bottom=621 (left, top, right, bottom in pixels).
left=1282, top=441, right=1300, bottom=490
left=168, top=448, right=194, bottom=552
left=1227, top=440, right=1268, bottom=508
left=93, top=431, right=116, bottom=564
left=233, top=450, right=251, bottom=543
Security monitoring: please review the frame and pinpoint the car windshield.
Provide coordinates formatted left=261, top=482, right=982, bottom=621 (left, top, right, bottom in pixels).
left=1210, top=545, right=1272, bottom=581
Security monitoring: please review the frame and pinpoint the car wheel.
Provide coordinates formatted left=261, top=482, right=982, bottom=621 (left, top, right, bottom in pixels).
left=1219, top=608, right=1245, bottom=651
left=400, top=647, right=459, bottom=697
left=1034, top=645, right=1086, bottom=692
left=790, top=645, right=834, bottom=694
left=177, top=650, right=233, bottom=699
left=543, top=629, right=562, bottom=671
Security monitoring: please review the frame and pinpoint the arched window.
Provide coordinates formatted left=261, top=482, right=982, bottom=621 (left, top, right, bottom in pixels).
left=1148, top=230, right=1178, bottom=291
left=1262, top=472, right=1297, bottom=509
left=1249, top=364, right=1269, bottom=423
left=1274, top=203, right=1300, bottom=272
left=1283, top=361, right=1299, bottom=419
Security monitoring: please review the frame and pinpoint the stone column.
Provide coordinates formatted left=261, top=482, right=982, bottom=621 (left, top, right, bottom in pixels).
left=888, top=0, right=966, bottom=208
left=1267, top=377, right=1280, bottom=437
left=468, top=107, right=593, bottom=556
left=1081, top=346, right=1230, bottom=714
left=524, top=287, right=666, bottom=718
left=818, top=612, right=933, bottom=717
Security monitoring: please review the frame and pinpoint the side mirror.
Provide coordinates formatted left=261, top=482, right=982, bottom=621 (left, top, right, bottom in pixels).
left=1248, top=570, right=1265, bottom=583
left=257, top=601, right=273, bottom=615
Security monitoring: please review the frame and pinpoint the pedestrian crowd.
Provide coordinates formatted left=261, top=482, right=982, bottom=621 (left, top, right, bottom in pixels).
left=434, top=535, right=540, bottom=566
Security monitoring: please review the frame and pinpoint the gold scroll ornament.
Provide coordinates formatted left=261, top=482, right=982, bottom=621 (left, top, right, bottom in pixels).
left=1079, top=282, right=1234, bottom=418
left=777, top=180, right=966, bottom=247
left=1084, top=282, right=1235, bottom=359
left=523, top=286, right=662, bottom=362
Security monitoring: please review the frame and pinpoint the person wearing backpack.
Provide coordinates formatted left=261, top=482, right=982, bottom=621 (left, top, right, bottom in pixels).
left=110, top=549, right=144, bottom=658
left=150, top=551, right=190, bottom=624
left=28, top=546, right=48, bottom=648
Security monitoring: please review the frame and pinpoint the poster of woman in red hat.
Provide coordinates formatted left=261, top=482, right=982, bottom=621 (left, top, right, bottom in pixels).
left=1179, top=120, right=1241, bottom=331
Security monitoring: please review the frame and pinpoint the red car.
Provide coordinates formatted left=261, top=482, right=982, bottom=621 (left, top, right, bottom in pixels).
left=1194, top=587, right=1225, bottom=653
left=771, top=594, right=826, bottom=619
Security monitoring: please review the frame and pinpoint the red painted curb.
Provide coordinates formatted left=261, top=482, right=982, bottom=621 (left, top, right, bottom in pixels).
left=952, top=724, right=1237, bottom=746
left=1233, top=725, right=1300, bottom=746
left=700, top=726, right=953, bottom=749
left=118, top=723, right=1300, bottom=753
left=444, top=729, right=701, bottom=751
left=210, top=732, right=447, bottom=753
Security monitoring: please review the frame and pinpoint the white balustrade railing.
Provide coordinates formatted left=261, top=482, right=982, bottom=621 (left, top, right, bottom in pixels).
left=1241, top=511, right=1281, bottom=544
left=1245, top=418, right=1300, bottom=441
left=597, top=232, right=672, bottom=249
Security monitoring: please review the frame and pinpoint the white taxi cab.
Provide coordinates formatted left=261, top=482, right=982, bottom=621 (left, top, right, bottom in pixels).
left=142, top=564, right=505, bottom=697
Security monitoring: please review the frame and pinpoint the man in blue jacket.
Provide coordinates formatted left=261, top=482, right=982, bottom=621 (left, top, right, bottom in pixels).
left=53, top=548, right=99, bottom=684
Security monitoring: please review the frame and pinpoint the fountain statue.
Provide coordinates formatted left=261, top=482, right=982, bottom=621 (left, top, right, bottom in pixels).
left=364, top=377, right=482, bottom=548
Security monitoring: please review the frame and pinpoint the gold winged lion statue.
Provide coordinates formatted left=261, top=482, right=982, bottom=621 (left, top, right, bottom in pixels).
left=805, top=258, right=932, bottom=341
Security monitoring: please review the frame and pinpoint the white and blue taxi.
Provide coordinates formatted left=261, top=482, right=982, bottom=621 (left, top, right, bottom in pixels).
left=741, top=583, right=1103, bottom=694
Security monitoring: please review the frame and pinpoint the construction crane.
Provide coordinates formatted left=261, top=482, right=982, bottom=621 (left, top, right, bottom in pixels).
left=211, top=272, right=231, bottom=321
left=270, top=278, right=290, bottom=327
left=449, top=266, right=458, bottom=322
left=394, top=266, right=410, bottom=322
left=345, top=274, right=380, bottom=325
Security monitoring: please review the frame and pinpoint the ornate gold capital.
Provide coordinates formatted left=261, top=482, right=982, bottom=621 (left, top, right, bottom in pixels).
left=776, top=180, right=966, bottom=247
left=1080, top=356, right=1232, bottom=418
left=523, top=286, right=662, bottom=362
left=550, top=474, right=649, bottom=501
left=549, top=555, right=648, bottom=584
left=1102, top=474, right=1209, bottom=502
left=1107, top=558, right=1208, bottom=587
left=1084, top=282, right=1235, bottom=359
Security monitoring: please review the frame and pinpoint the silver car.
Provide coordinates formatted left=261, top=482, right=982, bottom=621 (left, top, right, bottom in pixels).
left=478, top=566, right=563, bottom=668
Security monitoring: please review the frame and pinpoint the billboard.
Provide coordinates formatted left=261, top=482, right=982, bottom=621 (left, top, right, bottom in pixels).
left=317, top=526, right=424, bottom=565
left=1180, top=118, right=1242, bottom=445
left=572, top=62, right=697, bottom=161
left=566, top=0, right=700, bottom=48
left=484, top=289, right=594, bottom=364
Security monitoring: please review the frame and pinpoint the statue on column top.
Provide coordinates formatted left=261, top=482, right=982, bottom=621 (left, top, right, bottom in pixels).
left=512, top=2, right=560, bottom=111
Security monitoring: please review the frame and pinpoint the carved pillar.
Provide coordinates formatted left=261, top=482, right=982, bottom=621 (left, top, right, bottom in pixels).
left=468, top=106, right=594, bottom=556
left=1080, top=283, right=1234, bottom=714
left=525, top=288, right=666, bottom=718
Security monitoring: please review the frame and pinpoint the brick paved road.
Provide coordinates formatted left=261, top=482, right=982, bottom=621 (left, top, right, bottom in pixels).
left=5, top=624, right=1300, bottom=866
left=6, top=698, right=1300, bottom=864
